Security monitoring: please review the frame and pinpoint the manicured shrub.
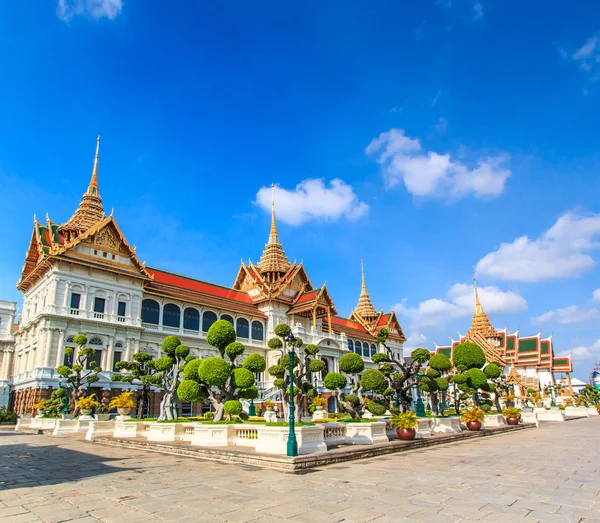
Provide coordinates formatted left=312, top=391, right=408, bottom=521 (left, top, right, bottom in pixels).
left=238, top=386, right=258, bottom=400
left=225, top=342, right=245, bottom=361
left=232, top=367, right=254, bottom=389
left=73, top=334, right=88, bottom=346
left=429, top=353, right=452, bottom=372
left=223, top=400, right=243, bottom=417
left=280, top=353, right=300, bottom=368
left=481, top=404, right=491, bottom=412
left=238, top=412, right=249, bottom=420
left=304, top=344, right=319, bottom=356
left=343, top=394, right=360, bottom=407
left=453, top=342, right=486, bottom=370
left=182, top=358, right=202, bottom=381
left=484, top=363, right=501, bottom=379
left=452, top=373, right=467, bottom=385
left=426, top=368, right=441, bottom=379
left=175, top=345, right=190, bottom=359
left=162, top=335, right=181, bottom=356
left=274, top=323, right=291, bottom=338
left=243, top=354, right=266, bottom=373
left=419, top=375, right=439, bottom=393
left=436, top=377, right=449, bottom=391
left=204, top=411, right=214, bottom=420
left=411, top=348, right=431, bottom=364
left=177, top=380, right=202, bottom=402
left=323, top=372, right=347, bottom=390
left=465, top=368, right=487, bottom=389
left=360, top=369, right=388, bottom=394
left=366, top=399, right=387, bottom=416
left=307, top=359, right=327, bottom=373
left=339, top=352, right=364, bottom=374
left=268, top=338, right=283, bottom=350
left=372, top=353, right=390, bottom=364
left=268, top=364, right=286, bottom=378
left=198, top=357, right=230, bottom=388
left=206, top=320, right=237, bottom=353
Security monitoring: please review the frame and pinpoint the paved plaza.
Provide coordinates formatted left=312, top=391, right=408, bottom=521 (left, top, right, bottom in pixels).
left=0, top=419, right=599, bottom=523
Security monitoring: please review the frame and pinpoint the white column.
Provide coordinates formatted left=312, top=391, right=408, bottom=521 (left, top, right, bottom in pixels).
left=55, top=330, right=66, bottom=368
left=105, top=335, right=115, bottom=371
left=63, top=282, right=71, bottom=308
left=125, top=338, right=133, bottom=362
left=43, top=329, right=54, bottom=367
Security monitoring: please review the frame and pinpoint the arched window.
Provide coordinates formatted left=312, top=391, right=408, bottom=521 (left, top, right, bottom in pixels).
left=221, top=314, right=234, bottom=325
left=370, top=344, right=377, bottom=358
left=162, top=304, right=181, bottom=328
left=353, top=340, right=361, bottom=356
left=251, top=321, right=264, bottom=341
left=236, top=318, right=249, bottom=339
left=183, top=308, right=200, bottom=331
left=114, top=342, right=124, bottom=349
left=141, top=299, right=160, bottom=324
left=348, top=339, right=354, bottom=352
left=66, top=336, right=75, bottom=344
left=363, top=342, right=370, bottom=358
left=321, top=358, right=329, bottom=379
left=202, top=311, right=217, bottom=332
left=89, top=337, right=103, bottom=346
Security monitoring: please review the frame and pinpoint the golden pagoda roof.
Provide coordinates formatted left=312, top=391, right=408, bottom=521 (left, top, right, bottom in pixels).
left=353, top=260, right=377, bottom=320
left=466, top=274, right=500, bottom=339
left=61, top=136, right=105, bottom=234
left=257, top=184, right=291, bottom=273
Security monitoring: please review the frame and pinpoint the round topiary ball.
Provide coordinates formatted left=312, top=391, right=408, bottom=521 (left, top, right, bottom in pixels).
left=481, top=404, right=491, bottom=412
left=73, top=334, right=88, bottom=346
left=372, top=353, right=390, bottom=364
left=436, top=377, right=449, bottom=391
left=427, top=368, right=441, bottom=379
left=207, top=320, right=237, bottom=352
left=411, top=348, right=431, bottom=364
left=177, top=380, right=203, bottom=402
left=366, top=400, right=387, bottom=416
left=268, top=364, right=286, bottom=378
left=453, top=342, right=486, bottom=370
left=484, top=363, right=502, bottom=379
left=452, top=373, right=467, bottom=385
left=273, top=378, right=285, bottom=389
left=162, top=336, right=181, bottom=356
left=223, top=400, right=243, bottom=417
left=225, top=342, right=245, bottom=361
left=429, top=353, right=452, bottom=372
left=307, top=359, right=326, bottom=374
left=343, top=393, right=360, bottom=407
left=274, top=323, right=291, bottom=338
left=465, top=368, right=487, bottom=389
left=243, top=353, right=267, bottom=373
left=360, top=369, right=388, bottom=394
left=198, top=357, right=231, bottom=388
left=175, top=345, right=190, bottom=360
left=232, top=367, right=254, bottom=389
left=304, top=343, right=319, bottom=356
left=267, top=338, right=283, bottom=350
left=339, top=352, right=364, bottom=375
left=183, top=358, right=202, bottom=381
left=323, top=372, right=347, bottom=391
left=238, top=386, right=258, bottom=400
left=280, top=353, right=300, bottom=368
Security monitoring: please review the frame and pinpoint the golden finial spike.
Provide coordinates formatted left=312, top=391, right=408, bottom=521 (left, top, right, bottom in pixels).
left=269, top=183, right=278, bottom=244
left=88, top=136, right=100, bottom=196
left=473, top=267, right=482, bottom=314
left=361, top=260, right=367, bottom=292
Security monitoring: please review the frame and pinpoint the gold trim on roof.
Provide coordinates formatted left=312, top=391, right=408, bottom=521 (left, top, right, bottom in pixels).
left=353, top=260, right=377, bottom=320
left=257, top=183, right=290, bottom=274
left=466, top=272, right=500, bottom=339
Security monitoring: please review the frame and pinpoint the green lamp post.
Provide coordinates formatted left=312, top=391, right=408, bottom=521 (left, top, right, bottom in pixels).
left=415, top=373, right=426, bottom=417
left=285, top=331, right=298, bottom=457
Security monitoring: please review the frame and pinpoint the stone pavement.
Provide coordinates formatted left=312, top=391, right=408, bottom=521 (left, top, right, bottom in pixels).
left=1, top=418, right=599, bottom=523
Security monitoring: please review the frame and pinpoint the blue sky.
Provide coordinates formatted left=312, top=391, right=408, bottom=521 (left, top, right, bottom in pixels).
left=0, top=1, right=599, bottom=380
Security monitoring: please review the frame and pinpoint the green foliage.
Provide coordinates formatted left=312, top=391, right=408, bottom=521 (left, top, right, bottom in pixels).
left=73, top=334, right=87, bottom=346
left=268, top=364, right=286, bottom=379
left=366, top=399, right=387, bottom=416
left=481, top=404, right=492, bottom=412
left=390, top=410, right=418, bottom=429
left=344, top=393, right=360, bottom=407
left=379, top=364, right=394, bottom=377
left=307, top=359, right=326, bottom=373
left=411, top=348, right=431, bottom=364
left=436, top=377, right=449, bottom=391
left=484, top=363, right=502, bottom=379
left=339, top=352, right=364, bottom=375
left=133, top=352, right=152, bottom=363
left=273, top=378, right=285, bottom=389
left=223, top=400, right=243, bottom=416
left=452, top=373, right=467, bottom=385
left=64, top=347, right=74, bottom=356
left=177, top=380, right=203, bottom=402
left=207, top=320, right=237, bottom=353
left=304, top=344, right=319, bottom=356
left=292, top=338, right=304, bottom=349
left=162, top=336, right=181, bottom=356
left=429, top=353, right=452, bottom=372
left=372, top=353, right=390, bottom=364
left=232, top=367, right=254, bottom=389
left=426, top=368, right=441, bottom=379
left=182, top=358, right=202, bottom=381
left=390, top=407, right=401, bottom=416
left=185, top=354, right=196, bottom=363
left=204, top=411, right=214, bottom=420
left=360, top=369, right=388, bottom=394
left=377, top=328, right=389, bottom=344
left=453, top=342, right=486, bottom=370
left=225, top=342, right=245, bottom=361
left=0, top=406, right=17, bottom=423
left=383, top=388, right=395, bottom=397
left=419, top=375, right=438, bottom=393
left=267, top=338, right=283, bottom=350
left=465, top=368, right=487, bottom=389
left=274, top=323, right=291, bottom=338
left=238, top=386, right=258, bottom=400
left=503, top=407, right=521, bottom=418
left=238, top=412, right=249, bottom=420
left=198, top=357, right=231, bottom=388
left=323, top=371, right=347, bottom=390
left=57, top=365, right=70, bottom=377
left=243, top=354, right=267, bottom=373
left=280, top=353, right=300, bottom=368
left=153, top=356, right=175, bottom=372
left=175, top=345, right=190, bottom=360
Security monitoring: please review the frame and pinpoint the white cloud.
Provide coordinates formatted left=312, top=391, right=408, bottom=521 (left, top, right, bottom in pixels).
left=403, top=332, right=428, bottom=350
left=255, top=179, right=368, bottom=226
left=476, top=211, right=600, bottom=282
left=594, top=289, right=600, bottom=301
left=560, top=33, right=600, bottom=93
left=366, top=128, right=510, bottom=199
left=558, top=339, right=600, bottom=360
left=533, top=305, right=600, bottom=325
left=395, top=283, right=526, bottom=329
left=57, top=0, right=122, bottom=21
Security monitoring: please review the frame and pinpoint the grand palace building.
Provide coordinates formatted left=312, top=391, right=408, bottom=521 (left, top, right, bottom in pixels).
left=0, top=138, right=407, bottom=414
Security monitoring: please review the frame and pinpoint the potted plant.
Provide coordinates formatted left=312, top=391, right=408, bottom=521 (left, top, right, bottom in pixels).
left=390, top=411, right=418, bottom=440
left=33, top=400, right=47, bottom=418
left=109, top=391, right=136, bottom=416
left=263, top=400, right=275, bottom=412
left=95, top=403, right=110, bottom=421
left=461, top=407, right=484, bottom=431
left=310, top=396, right=327, bottom=412
left=77, top=394, right=100, bottom=416
left=503, top=406, right=521, bottom=425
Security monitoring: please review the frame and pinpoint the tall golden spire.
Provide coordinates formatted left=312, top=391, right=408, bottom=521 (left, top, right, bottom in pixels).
left=467, top=269, right=499, bottom=339
left=257, top=183, right=290, bottom=274
left=61, top=136, right=106, bottom=237
left=354, top=260, right=377, bottom=320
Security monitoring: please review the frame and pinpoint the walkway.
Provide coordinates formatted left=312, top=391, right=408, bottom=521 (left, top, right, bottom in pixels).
left=1, top=418, right=599, bottom=522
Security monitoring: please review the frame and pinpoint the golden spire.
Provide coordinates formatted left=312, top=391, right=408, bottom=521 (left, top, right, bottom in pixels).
left=354, top=260, right=377, bottom=320
left=467, top=268, right=499, bottom=339
left=257, top=183, right=290, bottom=274
left=61, top=136, right=106, bottom=236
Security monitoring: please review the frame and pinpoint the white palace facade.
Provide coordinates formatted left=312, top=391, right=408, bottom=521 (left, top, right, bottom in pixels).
left=0, top=138, right=406, bottom=414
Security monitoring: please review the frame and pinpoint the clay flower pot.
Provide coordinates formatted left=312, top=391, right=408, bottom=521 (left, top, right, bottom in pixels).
left=117, top=408, right=131, bottom=416
left=466, top=421, right=482, bottom=431
left=80, top=409, right=93, bottom=416
left=396, top=427, right=416, bottom=440
left=506, top=417, right=519, bottom=426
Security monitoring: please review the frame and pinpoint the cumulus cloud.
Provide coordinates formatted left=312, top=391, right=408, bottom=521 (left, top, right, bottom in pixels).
left=533, top=305, right=600, bottom=325
left=558, top=339, right=600, bottom=360
left=366, top=128, right=510, bottom=199
left=403, top=332, right=428, bottom=350
left=476, top=211, right=600, bottom=282
left=57, top=0, right=122, bottom=21
left=593, top=289, right=600, bottom=301
left=255, top=179, right=368, bottom=226
left=395, top=283, right=526, bottom=329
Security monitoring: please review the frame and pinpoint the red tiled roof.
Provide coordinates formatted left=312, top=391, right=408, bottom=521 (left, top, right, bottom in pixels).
left=377, top=313, right=391, bottom=326
left=329, top=316, right=368, bottom=334
left=295, top=289, right=319, bottom=305
left=147, top=268, right=253, bottom=304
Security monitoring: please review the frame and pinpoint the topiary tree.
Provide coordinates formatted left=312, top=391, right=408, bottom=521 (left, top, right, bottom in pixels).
left=176, top=320, right=266, bottom=421
left=155, top=335, right=191, bottom=421
left=56, top=334, right=102, bottom=415
left=266, top=323, right=323, bottom=420
left=425, top=353, right=452, bottom=416
left=370, top=329, right=431, bottom=413
left=483, top=362, right=506, bottom=411
left=112, top=352, right=163, bottom=418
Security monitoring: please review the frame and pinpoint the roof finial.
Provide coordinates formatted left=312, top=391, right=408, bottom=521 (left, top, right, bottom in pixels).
left=257, top=182, right=290, bottom=273
left=361, top=259, right=367, bottom=292
left=354, top=259, right=377, bottom=319
left=473, top=266, right=482, bottom=314
left=269, top=182, right=278, bottom=244
left=88, top=136, right=100, bottom=196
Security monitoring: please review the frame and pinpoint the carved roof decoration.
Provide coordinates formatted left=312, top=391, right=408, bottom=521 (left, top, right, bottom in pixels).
left=466, top=274, right=501, bottom=340
left=287, top=285, right=338, bottom=317
left=257, top=184, right=290, bottom=275
left=352, top=260, right=378, bottom=321
left=60, top=137, right=106, bottom=241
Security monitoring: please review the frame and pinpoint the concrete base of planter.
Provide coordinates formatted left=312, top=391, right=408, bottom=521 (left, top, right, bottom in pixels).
left=323, top=422, right=349, bottom=446
left=536, top=410, right=565, bottom=422
left=483, top=414, right=506, bottom=428
left=431, top=416, right=462, bottom=434
left=190, top=424, right=233, bottom=447
left=114, top=421, right=147, bottom=438
left=312, top=409, right=328, bottom=421
left=263, top=411, right=277, bottom=423
left=565, top=406, right=589, bottom=418
left=345, top=422, right=388, bottom=445
left=521, top=412, right=539, bottom=426
left=416, top=418, right=432, bottom=438
left=30, top=418, right=58, bottom=431
left=586, top=407, right=599, bottom=416
left=145, top=422, right=185, bottom=442
left=52, top=419, right=81, bottom=435
left=254, top=425, right=327, bottom=455
left=85, top=421, right=115, bottom=441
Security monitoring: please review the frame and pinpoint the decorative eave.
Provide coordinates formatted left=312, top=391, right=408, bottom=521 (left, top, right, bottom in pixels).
left=287, top=284, right=338, bottom=317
